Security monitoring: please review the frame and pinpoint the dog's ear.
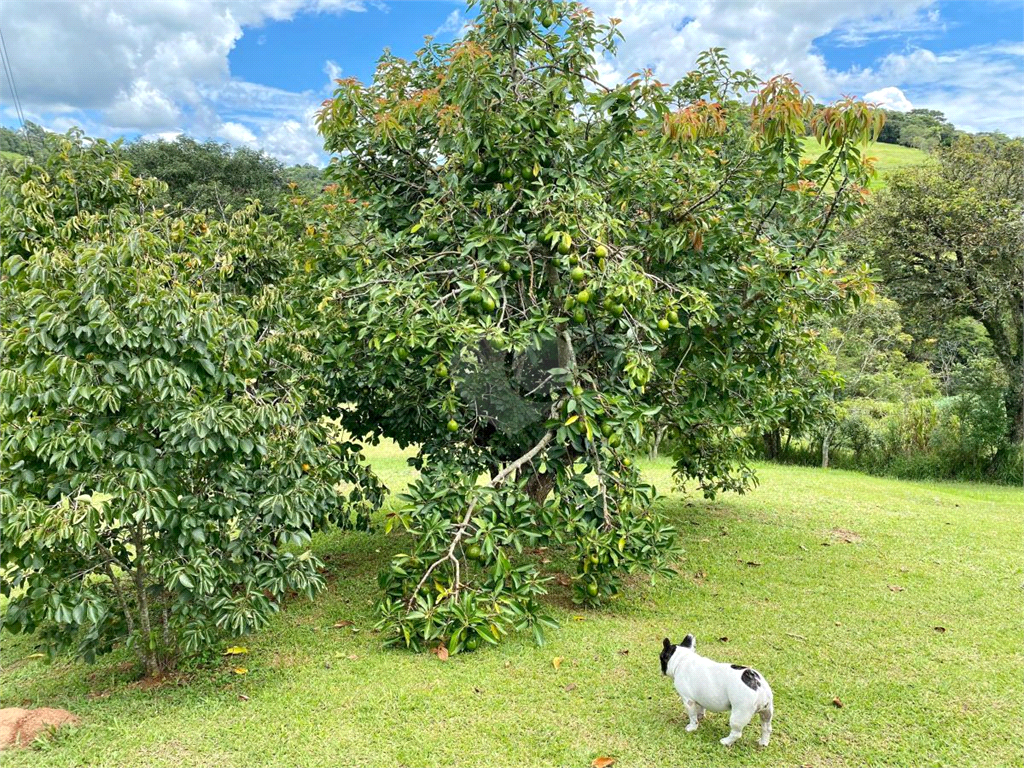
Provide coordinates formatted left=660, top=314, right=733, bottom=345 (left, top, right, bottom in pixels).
left=662, top=637, right=672, bottom=650
left=681, top=634, right=694, bottom=649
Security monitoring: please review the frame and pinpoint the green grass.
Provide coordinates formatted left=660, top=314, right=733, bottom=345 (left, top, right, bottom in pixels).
left=802, top=138, right=931, bottom=189
left=3, top=445, right=1021, bottom=767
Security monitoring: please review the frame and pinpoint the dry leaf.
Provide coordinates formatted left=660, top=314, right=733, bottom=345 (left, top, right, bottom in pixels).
left=592, top=757, right=616, bottom=768
left=552, top=657, right=564, bottom=670
left=237, top=694, right=250, bottom=701
left=223, top=646, right=248, bottom=655
left=436, top=645, right=449, bottom=661
left=718, top=636, right=729, bottom=643
left=832, top=697, right=843, bottom=708
left=332, top=620, right=354, bottom=628
left=564, top=684, right=577, bottom=692
left=348, top=654, right=359, bottom=660
left=888, top=585, right=905, bottom=592
left=556, top=575, right=572, bottom=587
left=232, top=667, right=248, bottom=675
left=571, top=615, right=586, bottom=622
left=934, top=626, right=946, bottom=633
left=745, top=561, right=762, bottom=567
left=617, top=649, right=629, bottom=655
left=798, top=544, right=809, bottom=551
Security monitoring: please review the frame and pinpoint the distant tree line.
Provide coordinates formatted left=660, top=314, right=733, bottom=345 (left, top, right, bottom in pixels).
left=0, top=123, right=325, bottom=214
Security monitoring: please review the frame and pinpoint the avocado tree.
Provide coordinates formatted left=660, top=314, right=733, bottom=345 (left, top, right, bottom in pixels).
left=305, top=0, right=879, bottom=652
left=0, top=133, right=382, bottom=674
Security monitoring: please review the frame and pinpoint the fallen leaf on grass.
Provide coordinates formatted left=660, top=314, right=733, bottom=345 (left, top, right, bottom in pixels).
left=224, top=646, right=248, bottom=655
left=617, top=649, right=629, bottom=656
left=832, top=697, right=843, bottom=708
left=348, top=654, right=359, bottom=660
left=592, top=757, right=616, bottom=768
left=332, top=620, right=354, bottom=628
left=564, top=684, right=577, bottom=692
left=718, top=636, right=729, bottom=643
left=934, top=626, right=946, bottom=633
left=431, top=645, right=449, bottom=661
left=552, top=657, right=564, bottom=670
left=888, top=585, right=905, bottom=592
left=556, top=575, right=572, bottom=587
left=571, top=615, right=586, bottom=622
left=238, top=694, right=250, bottom=702
left=745, top=561, right=762, bottom=567
left=798, top=544, right=808, bottom=552
left=232, top=667, right=248, bottom=675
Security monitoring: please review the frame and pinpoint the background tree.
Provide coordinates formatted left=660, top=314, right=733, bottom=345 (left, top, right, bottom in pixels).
left=308, top=0, right=879, bottom=653
left=857, top=135, right=1024, bottom=443
left=0, top=132, right=382, bottom=675
left=876, top=108, right=959, bottom=150
left=123, top=136, right=287, bottom=215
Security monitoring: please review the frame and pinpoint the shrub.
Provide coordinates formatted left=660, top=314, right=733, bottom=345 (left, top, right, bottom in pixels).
left=0, top=132, right=382, bottom=675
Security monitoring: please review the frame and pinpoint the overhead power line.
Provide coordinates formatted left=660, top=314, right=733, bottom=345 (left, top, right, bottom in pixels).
left=0, top=23, right=27, bottom=129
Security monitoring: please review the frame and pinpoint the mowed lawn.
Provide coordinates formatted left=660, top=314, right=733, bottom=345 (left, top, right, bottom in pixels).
left=2, top=441, right=1021, bottom=767
left=802, top=137, right=931, bottom=188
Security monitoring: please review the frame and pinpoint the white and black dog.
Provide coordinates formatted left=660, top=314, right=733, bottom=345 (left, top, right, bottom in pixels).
left=660, top=635, right=774, bottom=747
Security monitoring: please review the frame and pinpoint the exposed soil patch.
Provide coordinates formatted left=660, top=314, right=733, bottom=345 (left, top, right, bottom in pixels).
left=829, top=527, right=863, bottom=544
left=0, top=707, right=79, bottom=750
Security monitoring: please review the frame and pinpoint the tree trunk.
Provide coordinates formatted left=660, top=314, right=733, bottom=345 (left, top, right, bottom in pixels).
left=762, top=429, right=782, bottom=461
left=649, top=424, right=668, bottom=460
left=133, top=526, right=159, bottom=677
left=522, top=469, right=556, bottom=505
left=821, top=431, right=831, bottom=469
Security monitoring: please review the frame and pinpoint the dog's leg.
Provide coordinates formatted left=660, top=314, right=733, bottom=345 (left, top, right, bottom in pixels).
left=720, top=706, right=753, bottom=746
left=758, top=702, right=773, bottom=747
left=684, top=699, right=703, bottom=732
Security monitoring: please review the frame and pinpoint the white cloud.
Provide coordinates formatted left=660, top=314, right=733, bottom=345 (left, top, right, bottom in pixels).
left=589, top=1, right=1022, bottom=136
left=432, top=10, right=467, bottom=39
left=106, top=81, right=182, bottom=129
left=141, top=130, right=184, bottom=143
left=260, top=114, right=324, bottom=166
left=216, top=121, right=258, bottom=145
left=864, top=86, right=913, bottom=112
left=0, top=0, right=368, bottom=164
left=1, top=0, right=1020, bottom=166
left=324, top=60, right=343, bottom=83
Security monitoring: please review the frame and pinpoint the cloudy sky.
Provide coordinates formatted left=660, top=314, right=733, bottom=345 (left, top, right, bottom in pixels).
left=1, top=1, right=1021, bottom=166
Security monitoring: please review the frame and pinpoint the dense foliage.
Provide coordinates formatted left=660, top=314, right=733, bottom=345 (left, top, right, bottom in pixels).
left=857, top=136, right=1023, bottom=446
left=305, top=0, right=880, bottom=652
left=876, top=108, right=958, bottom=151
left=0, top=132, right=382, bottom=674
left=123, top=136, right=289, bottom=214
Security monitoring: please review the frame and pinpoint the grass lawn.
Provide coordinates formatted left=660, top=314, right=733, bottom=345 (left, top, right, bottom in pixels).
left=2, top=442, right=1021, bottom=767
left=801, top=138, right=931, bottom=189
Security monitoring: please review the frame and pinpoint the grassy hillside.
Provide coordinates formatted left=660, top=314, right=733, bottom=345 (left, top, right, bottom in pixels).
left=0, top=150, right=24, bottom=164
left=2, top=443, right=1021, bottom=767
left=802, top=138, right=931, bottom=189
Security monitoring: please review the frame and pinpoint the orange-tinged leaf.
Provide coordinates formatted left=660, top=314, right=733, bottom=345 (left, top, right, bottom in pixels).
left=593, top=757, right=616, bottom=768
left=434, top=645, right=449, bottom=661
left=552, top=656, right=563, bottom=670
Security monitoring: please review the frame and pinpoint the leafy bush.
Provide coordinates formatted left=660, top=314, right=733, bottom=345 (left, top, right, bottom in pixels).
left=0, top=132, right=382, bottom=675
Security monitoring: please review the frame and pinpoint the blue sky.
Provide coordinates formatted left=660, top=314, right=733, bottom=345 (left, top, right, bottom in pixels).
left=1, top=1, right=1021, bottom=165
